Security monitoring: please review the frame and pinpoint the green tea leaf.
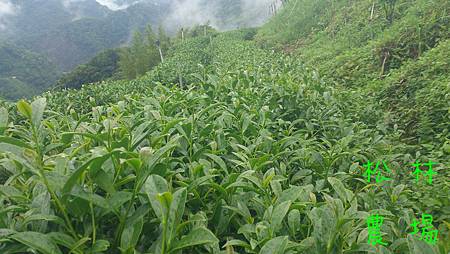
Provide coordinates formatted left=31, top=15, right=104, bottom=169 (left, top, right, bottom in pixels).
left=259, top=236, right=288, bottom=254
left=31, top=97, right=47, bottom=126
left=407, top=234, right=440, bottom=254
left=205, top=153, right=228, bottom=173
left=91, top=240, right=110, bottom=253
left=288, top=209, right=301, bottom=233
left=120, top=216, right=144, bottom=252
left=271, top=201, right=291, bottom=233
left=47, top=232, right=77, bottom=249
left=10, top=232, right=62, bottom=254
left=167, top=188, right=187, bottom=247
left=328, top=177, right=351, bottom=203
left=170, top=227, right=219, bottom=252
left=0, top=107, right=8, bottom=133
left=223, top=239, right=252, bottom=249
left=17, top=100, right=32, bottom=120
left=144, top=174, right=168, bottom=219
left=62, top=153, right=112, bottom=195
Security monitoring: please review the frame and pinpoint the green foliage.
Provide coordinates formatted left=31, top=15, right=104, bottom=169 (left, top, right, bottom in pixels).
left=56, top=49, right=121, bottom=89
left=13, top=1, right=171, bottom=71
left=0, top=43, right=59, bottom=100
left=256, top=0, right=450, bottom=148
left=377, top=39, right=450, bottom=144
left=174, top=24, right=217, bottom=42
left=185, top=24, right=217, bottom=38
left=152, top=36, right=214, bottom=86
left=0, top=0, right=174, bottom=100
left=118, top=26, right=165, bottom=80
left=257, top=0, right=449, bottom=83
left=0, top=78, right=36, bottom=101
left=158, top=25, right=171, bottom=56
left=256, top=0, right=339, bottom=48
left=0, top=32, right=448, bottom=254
left=379, top=0, right=398, bottom=24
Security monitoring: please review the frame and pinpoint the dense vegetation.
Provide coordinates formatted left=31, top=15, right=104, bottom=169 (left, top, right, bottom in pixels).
left=56, top=24, right=216, bottom=89
left=1, top=0, right=172, bottom=100
left=0, top=43, right=59, bottom=100
left=1, top=0, right=268, bottom=100
left=11, top=0, right=171, bottom=71
left=0, top=0, right=449, bottom=253
left=256, top=0, right=450, bottom=145
left=55, top=49, right=121, bottom=89
left=118, top=26, right=172, bottom=81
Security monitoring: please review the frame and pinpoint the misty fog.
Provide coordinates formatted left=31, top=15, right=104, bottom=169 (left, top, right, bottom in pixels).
left=0, top=0, right=278, bottom=31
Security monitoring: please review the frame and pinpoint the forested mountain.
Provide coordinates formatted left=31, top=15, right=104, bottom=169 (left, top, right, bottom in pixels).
left=8, top=0, right=170, bottom=71
left=0, top=42, right=59, bottom=100
left=55, top=48, right=121, bottom=89
left=0, top=0, right=275, bottom=100
left=0, top=0, right=170, bottom=100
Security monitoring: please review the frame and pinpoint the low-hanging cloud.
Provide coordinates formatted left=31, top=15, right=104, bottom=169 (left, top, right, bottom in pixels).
left=164, top=0, right=218, bottom=30
left=94, top=0, right=136, bottom=10
left=0, top=0, right=277, bottom=32
left=53, top=0, right=276, bottom=29
left=163, top=0, right=274, bottom=31
left=240, top=0, right=274, bottom=27
left=0, top=0, right=17, bottom=30
left=0, top=0, right=15, bottom=16
left=63, top=0, right=138, bottom=11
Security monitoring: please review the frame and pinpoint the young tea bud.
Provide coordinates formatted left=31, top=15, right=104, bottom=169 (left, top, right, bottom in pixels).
left=139, top=147, right=154, bottom=160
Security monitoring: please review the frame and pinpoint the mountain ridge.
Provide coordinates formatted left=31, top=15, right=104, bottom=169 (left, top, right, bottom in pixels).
left=0, top=0, right=275, bottom=100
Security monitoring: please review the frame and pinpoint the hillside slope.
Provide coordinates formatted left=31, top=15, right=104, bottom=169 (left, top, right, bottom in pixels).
left=0, top=43, right=59, bottom=100
left=257, top=0, right=450, bottom=144
left=55, top=48, right=121, bottom=89
left=0, top=28, right=448, bottom=253
left=15, top=1, right=170, bottom=71
left=1, top=0, right=171, bottom=100
left=1, top=0, right=277, bottom=100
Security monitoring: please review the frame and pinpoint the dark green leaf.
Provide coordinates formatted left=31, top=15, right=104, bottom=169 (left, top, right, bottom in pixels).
left=170, top=227, right=218, bottom=252
left=10, top=232, right=62, bottom=254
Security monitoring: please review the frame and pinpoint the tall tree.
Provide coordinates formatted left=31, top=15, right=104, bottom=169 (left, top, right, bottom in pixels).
left=118, top=47, right=136, bottom=80
left=131, top=31, right=148, bottom=77
left=145, top=25, right=160, bottom=69
left=118, top=25, right=167, bottom=80
left=158, top=25, right=171, bottom=55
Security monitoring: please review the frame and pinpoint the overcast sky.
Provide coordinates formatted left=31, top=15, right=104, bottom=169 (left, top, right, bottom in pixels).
left=0, top=0, right=276, bottom=31
left=0, top=0, right=16, bottom=30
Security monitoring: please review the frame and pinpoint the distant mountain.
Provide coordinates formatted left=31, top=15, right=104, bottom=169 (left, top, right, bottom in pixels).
left=7, top=0, right=170, bottom=71
left=56, top=48, right=121, bottom=89
left=65, top=0, right=111, bottom=19
left=1, top=0, right=170, bottom=100
left=0, top=0, right=274, bottom=100
left=6, top=0, right=74, bottom=40
left=0, top=42, right=59, bottom=100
